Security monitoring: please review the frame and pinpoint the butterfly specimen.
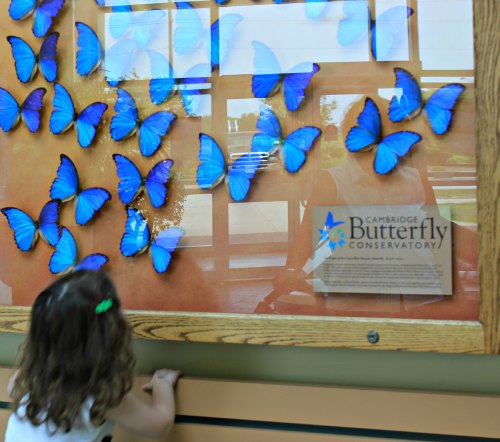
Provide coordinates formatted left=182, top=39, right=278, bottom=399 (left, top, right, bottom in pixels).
left=75, top=21, right=136, bottom=86
left=251, top=107, right=321, bottom=173
left=120, top=206, right=184, bottom=273
left=1, top=200, right=61, bottom=252
left=49, top=226, right=109, bottom=274
left=110, top=88, right=176, bottom=157
left=112, top=154, right=174, bottom=208
left=50, top=154, right=111, bottom=225
left=388, top=68, right=466, bottom=135
left=7, top=32, right=59, bottom=83
left=148, top=50, right=211, bottom=116
left=49, top=82, right=107, bottom=148
left=252, top=41, right=319, bottom=112
left=337, top=0, right=413, bottom=61
left=197, top=133, right=262, bottom=202
left=0, top=87, right=45, bottom=133
left=345, top=97, right=422, bottom=175
left=8, top=0, right=65, bottom=38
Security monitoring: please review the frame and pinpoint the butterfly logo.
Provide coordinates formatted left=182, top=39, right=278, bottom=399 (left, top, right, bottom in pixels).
left=252, top=41, right=319, bottom=112
left=251, top=106, right=321, bottom=173
left=337, top=1, right=413, bottom=61
left=120, top=206, right=184, bottom=273
left=49, top=226, right=109, bottom=274
left=345, top=97, right=422, bottom=175
left=7, top=32, right=59, bottom=83
left=317, top=211, right=346, bottom=252
left=9, top=0, right=65, bottom=38
left=49, top=82, right=108, bottom=148
left=110, top=88, right=176, bottom=157
left=113, top=154, right=174, bottom=208
left=388, top=68, right=466, bottom=135
left=1, top=200, right=61, bottom=252
left=50, top=154, right=111, bottom=225
left=197, top=133, right=262, bottom=202
left=147, top=50, right=211, bottom=116
left=0, top=87, right=46, bottom=133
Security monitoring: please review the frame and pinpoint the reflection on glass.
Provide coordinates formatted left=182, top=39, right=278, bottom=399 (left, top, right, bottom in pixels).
left=178, top=194, right=214, bottom=247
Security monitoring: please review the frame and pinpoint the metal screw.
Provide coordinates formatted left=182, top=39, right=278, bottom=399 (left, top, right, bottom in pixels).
left=367, top=330, right=379, bottom=344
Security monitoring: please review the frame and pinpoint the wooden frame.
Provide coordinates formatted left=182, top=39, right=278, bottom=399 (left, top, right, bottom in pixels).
left=0, top=1, right=498, bottom=354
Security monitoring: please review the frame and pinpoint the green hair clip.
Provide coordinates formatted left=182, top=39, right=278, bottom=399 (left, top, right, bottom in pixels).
left=95, top=298, right=113, bottom=314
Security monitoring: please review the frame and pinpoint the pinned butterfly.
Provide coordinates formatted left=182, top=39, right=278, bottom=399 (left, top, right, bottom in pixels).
left=50, top=154, right=111, bottom=225
left=251, top=106, right=321, bottom=173
left=120, top=206, right=184, bottom=273
left=0, top=87, right=45, bottom=133
left=1, top=200, right=61, bottom=252
left=345, top=97, right=421, bottom=175
left=8, top=0, right=65, bottom=38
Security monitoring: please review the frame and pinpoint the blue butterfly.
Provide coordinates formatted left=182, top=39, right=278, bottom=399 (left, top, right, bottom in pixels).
left=9, top=0, right=65, bottom=38
left=120, top=206, right=184, bottom=273
left=110, top=88, right=176, bottom=157
left=49, top=82, right=107, bottom=148
left=50, top=154, right=111, bottom=225
left=317, top=211, right=346, bottom=252
left=7, top=32, right=59, bottom=83
left=252, top=41, right=319, bottom=112
left=251, top=107, right=321, bottom=173
left=337, top=1, right=413, bottom=61
left=197, top=133, right=262, bottom=202
left=1, top=200, right=61, bottom=252
left=210, top=13, right=242, bottom=69
left=346, top=97, right=422, bottom=175
left=148, top=50, right=211, bottom=116
left=0, top=87, right=45, bottom=133
left=49, top=226, right=108, bottom=274
left=113, top=154, right=174, bottom=208
left=388, top=68, right=466, bottom=136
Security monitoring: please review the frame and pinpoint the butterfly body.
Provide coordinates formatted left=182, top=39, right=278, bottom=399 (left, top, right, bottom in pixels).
left=388, top=68, right=465, bottom=135
left=346, top=97, right=422, bottom=175
left=9, top=0, right=65, bottom=38
left=120, top=206, right=184, bottom=273
left=0, top=87, right=46, bottom=133
left=1, top=200, right=61, bottom=252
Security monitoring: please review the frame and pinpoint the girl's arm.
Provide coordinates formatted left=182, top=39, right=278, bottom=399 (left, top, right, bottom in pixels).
left=108, top=369, right=181, bottom=438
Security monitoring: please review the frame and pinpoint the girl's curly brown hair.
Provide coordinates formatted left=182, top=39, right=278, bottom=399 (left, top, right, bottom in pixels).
left=11, top=271, right=135, bottom=432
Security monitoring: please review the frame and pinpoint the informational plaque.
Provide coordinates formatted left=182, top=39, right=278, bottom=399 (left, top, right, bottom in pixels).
left=312, top=206, right=452, bottom=295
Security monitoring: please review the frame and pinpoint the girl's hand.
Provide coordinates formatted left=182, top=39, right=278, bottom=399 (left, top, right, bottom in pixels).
left=142, top=369, right=181, bottom=392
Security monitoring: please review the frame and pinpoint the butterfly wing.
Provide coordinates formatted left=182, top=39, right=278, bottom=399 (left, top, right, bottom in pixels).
left=0, top=88, right=20, bottom=132
left=32, top=0, right=65, bottom=38
left=179, top=63, right=211, bottom=116
left=345, top=97, right=381, bottom=152
left=133, top=9, right=166, bottom=48
left=20, top=87, right=46, bottom=133
left=75, top=188, right=111, bottom=225
left=1, top=207, right=37, bottom=252
left=282, top=126, right=321, bottom=173
left=388, top=68, right=423, bottom=123
left=283, top=62, right=319, bottom=112
left=174, top=2, right=204, bottom=55
left=110, top=88, right=139, bottom=141
left=251, top=106, right=282, bottom=155
left=7, top=36, right=36, bottom=83
left=75, top=22, right=103, bottom=77
left=374, top=131, right=421, bottom=175
left=252, top=41, right=282, bottom=99
left=337, top=0, right=370, bottom=46
left=75, top=254, right=109, bottom=272
left=104, top=38, right=137, bottom=86
left=226, top=153, right=261, bottom=202
left=120, top=206, right=150, bottom=257
left=424, top=84, right=465, bottom=135
left=211, top=13, right=242, bottom=69
left=38, top=32, right=59, bottom=82
left=50, top=82, right=75, bottom=134
left=197, top=133, right=226, bottom=190
left=139, top=111, right=176, bottom=157
left=148, top=50, right=176, bottom=105
left=38, top=199, right=60, bottom=246
left=145, top=159, right=173, bottom=208
left=150, top=227, right=184, bottom=273
left=109, top=2, right=133, bottom=39
left=305, top=0, right=329, bottom=20
left=49, top=227, right=77, bottom=274
left=75, top=102, right=108, bottom=148
left=112, top=154, right=143, bottom=204
left=50, top=154, right=79, bottom=201
left=371, top=6, right=413, bottom=61
left=9, top=0, right=36, bottom=20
